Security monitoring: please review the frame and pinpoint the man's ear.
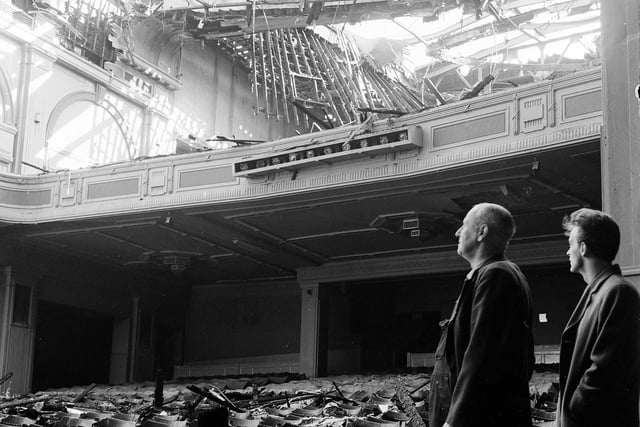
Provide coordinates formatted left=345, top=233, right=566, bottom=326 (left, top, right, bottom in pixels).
left=579, top=241, right=588, bottom=256
left=477, top=224, right=488, bottom=242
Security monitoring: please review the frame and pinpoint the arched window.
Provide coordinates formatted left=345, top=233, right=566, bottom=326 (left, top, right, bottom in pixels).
left=46, top=93, right=135, bottom=170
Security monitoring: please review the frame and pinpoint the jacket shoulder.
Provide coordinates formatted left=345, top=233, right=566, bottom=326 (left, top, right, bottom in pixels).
left=476, top=260, right=527, bottom=288
left=478, top=259, right=521, bottom=275
left=599, top=274, right=640, bottom=297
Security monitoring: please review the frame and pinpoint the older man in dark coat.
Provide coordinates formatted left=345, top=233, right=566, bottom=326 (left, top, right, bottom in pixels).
left=429, top=203, right=534, bottom=427
left=558, top=208, right=640, bottom=427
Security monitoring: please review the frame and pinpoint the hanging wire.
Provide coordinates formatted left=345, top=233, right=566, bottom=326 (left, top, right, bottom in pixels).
left=258, top=2, right=271, bottom=32
left=174, top=11, right=186, bottom=78
left=488, top=21, right=499, bottom=93
left=330, top=0, right=343, bottom=29
left=340, top=0, right=356, bottom=32
left=258, top=4, right=276, bottom=118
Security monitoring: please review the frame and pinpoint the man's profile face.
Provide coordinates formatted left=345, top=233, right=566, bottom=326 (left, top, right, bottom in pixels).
left=455, top=208, right=480, bottom=260
left=566, top=226, right=584, bottom=274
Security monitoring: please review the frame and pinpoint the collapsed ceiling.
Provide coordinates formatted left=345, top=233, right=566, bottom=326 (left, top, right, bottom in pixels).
left=151, top=0, right=602, bottom=126
left=31, top=0, right=601, bottom=131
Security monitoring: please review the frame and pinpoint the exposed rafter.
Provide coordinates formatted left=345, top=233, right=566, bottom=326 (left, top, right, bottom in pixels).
left=24, top=0, right=601, bottom=133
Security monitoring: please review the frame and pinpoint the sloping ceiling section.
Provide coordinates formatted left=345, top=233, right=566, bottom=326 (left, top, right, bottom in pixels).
left=213, top=28, right=425, bottom=127
left=145, top=0, right=601, bottom=127
left=30, top=0, right=601, bottom=133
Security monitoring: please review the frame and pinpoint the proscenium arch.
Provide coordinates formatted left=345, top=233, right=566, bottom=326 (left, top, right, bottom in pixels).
left=45, top=90, right=137, bottom=168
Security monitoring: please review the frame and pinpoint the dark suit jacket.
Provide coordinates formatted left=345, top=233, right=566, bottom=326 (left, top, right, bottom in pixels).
left=558, top=265, right=640, bottom=427
left=445, top=256, right=534, bottom=427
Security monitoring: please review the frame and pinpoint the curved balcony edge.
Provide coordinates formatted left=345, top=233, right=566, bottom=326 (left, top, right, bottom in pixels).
left=0, top=68, right=603, bottom=224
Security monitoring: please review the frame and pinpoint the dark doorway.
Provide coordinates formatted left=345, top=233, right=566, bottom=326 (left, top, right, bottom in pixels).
left=155, top=325, right=184, bottom=380
left=32, top=301, right=113, bottom=392
left=349, top=285, right=443, bottom=373
left=394, top=310, right=441, bottom=360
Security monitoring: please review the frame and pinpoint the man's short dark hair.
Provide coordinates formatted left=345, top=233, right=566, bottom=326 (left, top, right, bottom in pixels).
left=562, top=208, right=620, bottom=262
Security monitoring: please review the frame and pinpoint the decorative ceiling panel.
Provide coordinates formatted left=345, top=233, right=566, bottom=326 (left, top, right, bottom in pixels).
left=101, top=224, right=229, bottom=256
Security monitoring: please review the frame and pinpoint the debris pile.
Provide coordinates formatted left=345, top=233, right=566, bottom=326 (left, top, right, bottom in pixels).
left=529, top=370, right=559, bottom=425
left=0, top=372, right=558, bottom=427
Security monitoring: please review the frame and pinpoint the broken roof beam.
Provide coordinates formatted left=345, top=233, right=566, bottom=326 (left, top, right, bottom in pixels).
left=316, top=38, right=365, bottom=118
left=376, top=71, right=423, bottom=111
left=424, top=32, right=530, bottom=79
left=273, top=29, right=291, bottom=123
left=399, top=0, right=598, bottom=52
left=361, top=67, right=396, bottom=110
left=158, top=0, right=437, bottom=15
left=459, top=74, right=495, bottom=100
left=423, top=20, right=600, bottom=80
left=294, top=30, right=320, bottom=103
left=308, top=31, right=359, bottom=123
left=298, top=29, right=344, bottom=126
left=266, top=31, right=281, bottom=120
left=291, top=100, right=333, bottom=129
left=500, top=0, right=595, bottom=12
left=390, top=18, right=446, bottom=105
left=402, top=13, right=492, bottom=46
left=275, top=29, right=299, bottom=125
left=165, top=0, right=441, bottom=37
left=258, top=32, right=271, bottom=118
left=284, top=29, right=309, bottom=127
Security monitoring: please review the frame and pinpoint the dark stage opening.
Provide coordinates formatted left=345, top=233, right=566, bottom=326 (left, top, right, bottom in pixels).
left=320, top=273, right=460, bottom=376
left=319, top=264, right=583, bottom=376
left=32, top=301, right=113, bottom=392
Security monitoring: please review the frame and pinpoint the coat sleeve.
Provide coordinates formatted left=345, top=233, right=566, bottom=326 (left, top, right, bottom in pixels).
left=446, top=266, right=529, bottom=426
left=568, top=280, right=640, bottom=419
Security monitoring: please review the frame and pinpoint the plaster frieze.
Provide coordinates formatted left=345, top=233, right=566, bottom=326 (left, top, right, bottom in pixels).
left=221, top=121, right=601, bottom=199
left=0, top=121, right=601, bottom=223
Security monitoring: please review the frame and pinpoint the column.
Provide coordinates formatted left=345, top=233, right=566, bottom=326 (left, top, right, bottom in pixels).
left=12, top=44, right=32, bottom=173
left=128, top=296, right=140, bottom=382
left=109, top=318, right=130, bottom=384
left=299, top=280, right=319, bottom=377
left=0, top=267, right=12, bottom=394
left=600, top=0, right=640, bottom=284
left=0, top=269, right=38, bottom=395
left=140, top=108, right=152, bottom=157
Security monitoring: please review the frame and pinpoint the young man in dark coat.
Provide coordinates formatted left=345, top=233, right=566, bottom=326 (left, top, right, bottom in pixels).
left=430, top=203, right=534, bottom=427
left=558, top=208, right=640, bottom=427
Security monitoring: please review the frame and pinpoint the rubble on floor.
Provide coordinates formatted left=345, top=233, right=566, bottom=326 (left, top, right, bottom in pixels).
left=0, top=371, right=559, bottom=427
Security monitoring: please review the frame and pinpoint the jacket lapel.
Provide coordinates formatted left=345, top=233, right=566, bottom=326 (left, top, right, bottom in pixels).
left=564, top=268, right=615, bottom=332
left=564, top=287, right=592, bottom=332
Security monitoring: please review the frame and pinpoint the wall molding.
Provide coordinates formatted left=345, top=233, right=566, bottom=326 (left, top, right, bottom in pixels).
left=192, top=279, right=300, bottom=297
left=297, top=239, right=568, bottom=283
left=0, top=68, right=602, bottom=224
left=622, top=266, right=640, bottom=276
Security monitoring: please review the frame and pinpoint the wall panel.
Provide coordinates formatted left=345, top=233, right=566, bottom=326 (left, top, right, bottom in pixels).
left=186, top=282, right=300, bottom=362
